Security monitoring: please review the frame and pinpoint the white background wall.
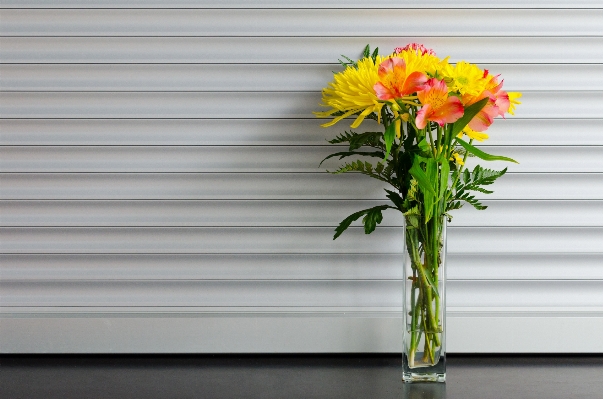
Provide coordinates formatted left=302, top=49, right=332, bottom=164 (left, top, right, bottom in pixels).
left=1, top=0, right=602, bottom=353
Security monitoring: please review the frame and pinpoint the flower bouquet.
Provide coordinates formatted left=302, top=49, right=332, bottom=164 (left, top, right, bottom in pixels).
left=315, top=43, right=521, bottom=382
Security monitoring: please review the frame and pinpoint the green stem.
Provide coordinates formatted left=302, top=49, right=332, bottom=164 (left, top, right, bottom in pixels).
left=446, top=138, right=475, bottom=203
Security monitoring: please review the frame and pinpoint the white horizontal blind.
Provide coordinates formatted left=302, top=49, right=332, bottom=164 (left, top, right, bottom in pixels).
left=1, top=1, right=602, bottom=353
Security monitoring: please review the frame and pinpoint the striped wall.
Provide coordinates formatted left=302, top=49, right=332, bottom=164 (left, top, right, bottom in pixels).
left=1, top=1, right=602, bottom=353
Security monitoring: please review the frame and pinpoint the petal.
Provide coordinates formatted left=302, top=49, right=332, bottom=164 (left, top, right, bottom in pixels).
left=463, top=126, right=489, bottom=141
left=429, top=97, right=464, bottom=125
left=350, top=107, right=374, bottom=128
left=400, top=71, right=429, bottom=95
left=320, top=108, right=360, bottom=128
left=415, top=104, right=432, bottom=129
left=507, top=92, right=522, bottom=115
left=495, top=90, right=510, bottom=116
left=378, top=57, right=405, bottom=78
left=373, top=82, right=394, bottom=100
left=468, top=109, right=494, bottom=131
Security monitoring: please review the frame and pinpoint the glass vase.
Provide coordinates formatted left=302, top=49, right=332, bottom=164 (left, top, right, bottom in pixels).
left=402, top=215, right=446, bottom=383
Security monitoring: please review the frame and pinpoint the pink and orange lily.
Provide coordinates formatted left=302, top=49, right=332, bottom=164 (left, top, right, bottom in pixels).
left=373, top=57, right=428, bottom=101
left=461, top=72, right=522, bottom=133
left=416, top=78, right=464, bottom=129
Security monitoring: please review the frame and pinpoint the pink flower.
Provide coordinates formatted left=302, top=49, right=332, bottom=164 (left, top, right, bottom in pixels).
left=373, top=57, right=428, bottom=100
left=467, top=98, right=499, bottom=131
left=394, top=43, right=436, bottom=56
left=416, top=78, right=464, bottom=129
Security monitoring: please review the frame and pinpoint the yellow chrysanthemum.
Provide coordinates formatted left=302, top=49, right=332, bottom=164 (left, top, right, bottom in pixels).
left=444, top=61, right=488, bottom=96
left=507, top=92, right=522, bottom=115
left=314, top=56, right=385, bottom=128
left=393, top=48, right=447, bottom=77
left=459, top=126, right=489, bottom=142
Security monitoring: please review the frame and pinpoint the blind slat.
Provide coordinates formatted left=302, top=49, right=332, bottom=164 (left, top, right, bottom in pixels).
left=3, top=280, right=602, bottom=309
left=3, top=253, right=603, bottom=281
left=2, top=91, right=601, bottom=119
left=4, top=64, right=602, bottom=92
left=2, top=118, right=602, bottom=146
left=2, top=0, right=601, bottom=9
left=2, top=200, right=601, bottom=227
left=3, top=9, right=601, bottom=37
left=1, top=227, right=602, bottom=254
left=2, top=173, right=601, bottom=200
left=4, top=37, right=602, bottom=64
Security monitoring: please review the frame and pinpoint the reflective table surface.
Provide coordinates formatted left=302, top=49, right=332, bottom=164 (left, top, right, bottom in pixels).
left=2, top=354, right=602, bottom=399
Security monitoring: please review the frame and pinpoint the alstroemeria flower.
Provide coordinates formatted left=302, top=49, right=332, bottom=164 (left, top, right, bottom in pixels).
left=416, top=78, right=464, bottom=129
left=461, top=73, right=522, bottom=133
left=373, top=57, right=428, bottom=100
left=467, top=96, right=499, bottom=131
left=484, top=74, right=510, bottom=117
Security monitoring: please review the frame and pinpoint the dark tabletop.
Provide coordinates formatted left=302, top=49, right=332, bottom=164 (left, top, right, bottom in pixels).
left=2, top=354, right=602, bottom=399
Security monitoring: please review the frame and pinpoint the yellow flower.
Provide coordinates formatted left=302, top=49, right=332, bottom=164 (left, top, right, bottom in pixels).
left=507, top=92, right=522, bottom=115
left=451, top=152, right=464, bottom=165
left=459, top=126, right=489, bottom=142
left=315, top=56, right=385, bottom=128
left=444, top=61, right=487, bottom=96
left=393, top=48, right=447, bottom=77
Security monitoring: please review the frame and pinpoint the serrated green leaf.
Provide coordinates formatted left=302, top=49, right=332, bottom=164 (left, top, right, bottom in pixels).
left=319, top=150, right=385, bottom=167
left=371, top=47, right=379, bottom=63
left=348, top=131, right=384, bottom=150
left=333, top=204, right=392, bottom=239
left=362, top=44, right=371, bottom=58
left=362, top=207, right=384, bottom=234
left=463, top=168, right=470, bottom=184
left=384, top=189, right=404, bottom=211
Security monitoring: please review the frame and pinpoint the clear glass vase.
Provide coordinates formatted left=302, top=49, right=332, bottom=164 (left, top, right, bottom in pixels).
left=402, top=215, right=446, bottom=383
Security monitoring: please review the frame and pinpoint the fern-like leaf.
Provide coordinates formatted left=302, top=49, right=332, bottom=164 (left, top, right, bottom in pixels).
left=450, top=165, right=506, bottom=210
left=333, top=204, right=393, bottom=239
left=319, top=150, right=384, bottom=167
left=330, top=160, right=392, bottom=185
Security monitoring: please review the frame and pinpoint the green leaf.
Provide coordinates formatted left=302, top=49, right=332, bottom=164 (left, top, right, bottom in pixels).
left=382, top=122, right=397, bottom=161
left=371, top=46, right=379, bottom=63
left=456, top=138, right=519, bottom=164
left=450, top=97, right=489, bottom=138
left=417, top=137, right=430, bottom=154
left=362, top=208, right=384, bottom=234
left=333, top=205, right=392, bottom=240
left=319, top=150, right=385, bottom=167
left=362, top=44, right=371, bottom=59
left=348, top=131, right=384, bottom=151
left=338, top=54, right=356, bottom=68
left=423, top=158, right=438, bottom=222
left=439, top=159, right=450, bottom=199
left=384, top=189, right=404, bottom=211
left=409, top=157, right=437, bottom=197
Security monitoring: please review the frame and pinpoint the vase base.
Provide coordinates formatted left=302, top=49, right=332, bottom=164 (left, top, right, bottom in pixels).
left=402, top=371, right=446, bottom=383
